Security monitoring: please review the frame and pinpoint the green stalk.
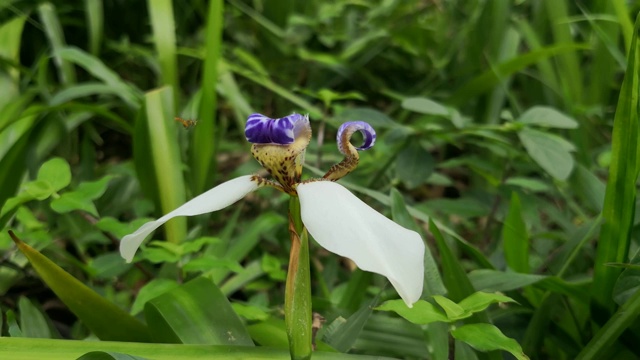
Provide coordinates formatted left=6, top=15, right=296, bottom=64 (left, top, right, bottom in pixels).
left=285, top=196, right=312, bottom=360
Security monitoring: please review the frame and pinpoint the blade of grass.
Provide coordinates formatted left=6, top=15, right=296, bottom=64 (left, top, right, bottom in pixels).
left=502, top=192, right=529, bottom=273
left=449, top=43, right=589, bottom=106
left=0, top=337, right=383, bottom=360
left=577, top=288, right=640, bottom=359
left=147, top=0, right=177, bottom=104
left=191, top=0, right=223, bottom=193
left=591, top=14, right=640, bottom=313
left=84, top=0, right=103, bottom=55
left=138, top=87, right=187, bottom=244
left=38, top=3, right=76, bottom=85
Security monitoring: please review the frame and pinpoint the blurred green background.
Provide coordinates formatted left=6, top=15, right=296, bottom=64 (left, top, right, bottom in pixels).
left=2, top=0, right=640, bottom=359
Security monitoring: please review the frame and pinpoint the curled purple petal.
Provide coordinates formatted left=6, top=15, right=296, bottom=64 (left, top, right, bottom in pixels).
left=337, top=121, right=376, bottom=153
left=245, top=113, right=309, bottom=145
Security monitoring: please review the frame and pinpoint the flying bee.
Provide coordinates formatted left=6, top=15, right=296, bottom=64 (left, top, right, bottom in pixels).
left=174, top=116, right=198, bottom=129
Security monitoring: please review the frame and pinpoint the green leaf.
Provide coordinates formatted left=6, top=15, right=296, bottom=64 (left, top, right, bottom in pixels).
left=433, top=295, right=467, bottom=320
left=376, top=299, right=449, bottom=325
left=23, top=180, right=54, bottom=200
left=50, top=192, right=99, bottom=216
left=458, top=292, right=517, bottom=314
left=36, top=157, right=71, bottom=192
left=504, top=177, right=551, bottom=193
left=10, top=232, right=150, bottom=342
left=395, top=140, right=434, bottom=189
left=451, top=324, right=529, bottom=360
left=89, top=253, right=131, bottom=280
left=502, top=192, right=530, bottom=273
left=144, top=276, right=253, bottom=345
left=18, top=297, right=54, bottom=338
left=518, top=127, right=574, bottom=180
left=130, top=279, right=180, bottom=316
left=261, top=253, right=286, bottom=281
left=334, top=107, right=398, bottom=129
left=231, top=303, right=270, bottom=322
left=401, top=97, right=450, bottom=117
left=322, top=298, right=375, bottom=352
left=516, top=106, right=578, bottom=129
left=469, top=269, right=547, bottom=292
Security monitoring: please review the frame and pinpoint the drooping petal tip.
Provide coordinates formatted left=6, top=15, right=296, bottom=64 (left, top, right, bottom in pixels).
left=119, top=175, right=259, bottom=263
left=337, top=121, right=376, bottom=153
left=297, top=181, right=424, bottom=307
left=245, top=113, right=309, bottom=145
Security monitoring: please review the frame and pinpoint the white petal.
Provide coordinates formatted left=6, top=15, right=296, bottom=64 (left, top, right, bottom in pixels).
left=120, top=175, right=258, bottom=263
left=297, top=181, right=425, bottom=307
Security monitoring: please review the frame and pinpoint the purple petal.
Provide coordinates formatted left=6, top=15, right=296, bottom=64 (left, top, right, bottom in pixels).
left=245, top=113, right=308, bottom=145
left=337, top=121, right=376, bottom=152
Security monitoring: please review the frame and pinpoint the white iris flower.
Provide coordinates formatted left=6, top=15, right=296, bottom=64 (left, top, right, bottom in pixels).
left=120, top=113, right=425, bottom=307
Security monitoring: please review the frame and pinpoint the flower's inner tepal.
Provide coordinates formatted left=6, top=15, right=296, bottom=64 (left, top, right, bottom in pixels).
left=245, top=113, right=376, bottom=193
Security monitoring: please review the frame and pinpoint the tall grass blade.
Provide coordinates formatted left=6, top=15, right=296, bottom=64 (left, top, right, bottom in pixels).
left=147, top=0, right=177, bottom=102
left=591, top=14, right=640, bottom=312
left=137, top=87, right=187, bottom=244
left=191, top=0, right=223, bottom=193
left=84, top=0, right=103, bottom=55
left=38, top=3, right=76, bottom=85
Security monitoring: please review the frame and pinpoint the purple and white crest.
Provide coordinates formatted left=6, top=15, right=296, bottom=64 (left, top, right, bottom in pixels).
left=337, top=121, right=376, bottom=153
left=245, top=113, right=309, bottom=145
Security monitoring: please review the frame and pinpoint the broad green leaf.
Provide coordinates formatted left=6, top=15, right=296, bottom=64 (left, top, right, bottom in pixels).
left=518, top=127, right=574, bottom=180
left=24, top=180, right=54, bottom=200
left=376, top=299, right=449, bottom=325
left=402, top=97, right=450, bottom=117
left=452, top=324, right=529, bottom=360
left=0, top=337, right=373, bottom=360
left=395, top=140, right=434, bottom=189
left=36, top=157, right=71, bottom=191
left=591, top=14, right=640, bottom=313
left=144, top=276, right=253, bottom=345
left=516, top=106, right=578, bottom=129
left=458, top=292, right=516, bottom=314
left=433, top=295, right=467, bottom=320
left=10, top=232, right=150, bottom=342
left=502, top=192, right=529, bottom=273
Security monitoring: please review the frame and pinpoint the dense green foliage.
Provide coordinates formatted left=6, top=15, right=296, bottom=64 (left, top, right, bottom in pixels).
left=2, top=1, right=640, bottom=359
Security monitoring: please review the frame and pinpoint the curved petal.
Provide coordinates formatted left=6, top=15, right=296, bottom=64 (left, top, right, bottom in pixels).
left=120, top=175, right=259, bottom=263
left=297, top=181, right=424, bottom=307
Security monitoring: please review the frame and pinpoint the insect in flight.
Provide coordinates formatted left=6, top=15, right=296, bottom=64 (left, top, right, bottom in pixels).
left=174, top=117, right=198, bottom=129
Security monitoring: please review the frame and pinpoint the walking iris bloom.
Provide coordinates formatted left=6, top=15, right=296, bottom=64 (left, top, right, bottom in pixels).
left=120, top=113, right=425, bottom=307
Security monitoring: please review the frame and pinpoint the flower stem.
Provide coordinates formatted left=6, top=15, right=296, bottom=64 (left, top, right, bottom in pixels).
left=285, top=196, right=312, bottom=360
